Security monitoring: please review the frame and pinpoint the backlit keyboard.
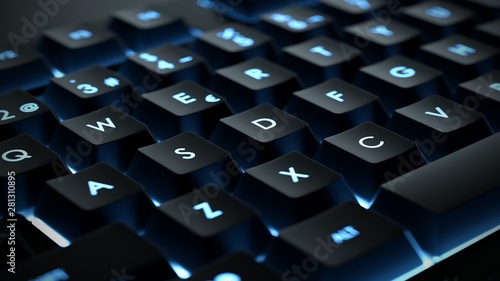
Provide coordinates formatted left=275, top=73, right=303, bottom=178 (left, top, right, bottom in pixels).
left=1, top=0, right=500, bottom=280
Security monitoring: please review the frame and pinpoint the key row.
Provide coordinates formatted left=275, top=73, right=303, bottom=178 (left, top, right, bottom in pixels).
left=3, top=128, right=500, bottom=279
left=1, top=2, right=498, bottom=93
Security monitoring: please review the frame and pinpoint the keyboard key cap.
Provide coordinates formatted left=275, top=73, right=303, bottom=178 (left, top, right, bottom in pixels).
left=419, top=35, right=499, bottom=91
left=286, top=79, right=388, bottom=142
left=0, top=223, right=176, bottom=281
left=120, top=45, right=211, bottom=93
left=49, top=106, right=155, bottom=172
left=143, top=186, right=271, bottom=271
left=110, top=5, right=192, bottom=51
left=265, top=202, right=422, bottom=281
left=210, top=58, right=302, bottom=113
left=463, top=0, right=500, bottom=23
left=191, top=23, right=278, bottom=69
left=0, top=89, right=58, bottom=145
left=35, top=163, right=154, bottom=240
left=235, top=152, right=354, bottom=230
left=133, top=81, right=232, bottom=140
left=457, top=71, right=500, bottom=132
left=127, top=132, right=241, bottom=203
left=409, top=228, right=500, bottom=281
left=259, top=7, right=340, bottom=47
left=186, top=253, right=281, bottom=281
left=211, top=0, right=300, bottom=23
left=38, top=23, right=125, bottom=73
left=1, top=215, right=58, bottom=268
left=0, top=134, right=69, bottom=217
left=281, top=36, right=365, bottom=87
left=166, top=0, right=234, bottom=31
left=315, top=122, right=425, bottom=201
left=317, top=0, right=388, bottom=26
left=475, top=18, right=500, bottom=50
left=401, top=1, right=475, bottom=41
left=0, top=46, right=52, bottom=94
left=388, top=95, right=492, bottom=162
left=372, top=133, right=500, bottom=256
left=354, top=55, right=450, bottom=114
left=344, top=19, right=422, bottom=63
left=210, top=104, right=319, bottom=170
left=43, top=66, right=139, bottom=120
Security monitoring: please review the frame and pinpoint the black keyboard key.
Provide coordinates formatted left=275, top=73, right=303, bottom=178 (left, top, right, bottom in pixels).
left=43, top=66, right=139, bottom=120
left=133, top=81, right=232, bottom=140
left=49, top=106, right=155, bottom=172
left=463, top=0, right=500, bottom=23
left=475, top=19, right=500, bottom=50
left=344, top=19, right=422, bottom=63
left=0, top=223, right=176, bottom=281
left=457, top=71, right=500, bottom=132
left=1, top=215, right=58, bottom=268
left=0, top=89, right=58, bottom=145
left=143, top=186, right=271, bottom=271
left=166, top=0, right=234, bottom=31
left=281, top=36, right=365, bottom=87
left=186, top=253, right=281, bottom=281
left=409, top=228, right=500, bottom=281
left=372, top=133, right=500, bottom=256
left=388, top=95, right=492, bottom=162
left=354, top=55, right=450, bottom=114
left=419, top=35, right=499, bottom=91
left=235, top=152, right=354, bottom=230
left=401, top=1, right=475, bottom=41
left=0, top=46, right=52, bottom=94
left=315, top=122, right=425, bottom=202
left=127, top=132, right=241, bottom=203
left=286, top=79, right=388, bottom=142
left=265, top=202, right=422, bottom=281
left=211, top=0, right=299, bottom=23
left=110, top=5, right=192, bottom=51
left=120, top=44, right=211, bottom=93
left=317, top=0, right=387, bottom=26
left=191, top=23, right=278, bottom=70
left=38, top=23, right=125, bottom=73
left=35, top=163, right=154, bottom=240
left=210, top=104, right=319, bottom=170
left=210, top=58, right=302, bottom=113
left=1, top=135, right=70, bottom=216
left=259, top=7, right=339, bottom=47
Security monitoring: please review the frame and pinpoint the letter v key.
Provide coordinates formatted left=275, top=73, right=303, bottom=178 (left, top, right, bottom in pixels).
left=424, top=107, right=449, bottom=118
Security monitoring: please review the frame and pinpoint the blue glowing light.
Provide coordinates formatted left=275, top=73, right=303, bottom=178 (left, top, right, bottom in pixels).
left=169, top=262, right=191, bottom=279
left=68, top=29, right=93, bottom=40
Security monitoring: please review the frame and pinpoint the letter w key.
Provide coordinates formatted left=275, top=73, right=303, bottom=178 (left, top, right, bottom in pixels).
left=86, top=117, right=116, bottom=132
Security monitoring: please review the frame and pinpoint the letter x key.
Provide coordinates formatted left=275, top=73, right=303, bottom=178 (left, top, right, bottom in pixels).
left=279, top=166, right=309, bottom=183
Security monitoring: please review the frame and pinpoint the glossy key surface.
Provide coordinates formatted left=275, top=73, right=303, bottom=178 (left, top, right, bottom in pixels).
left=211, top=104, right=318, bottom=170
left=265, top=202, right=422, bottom=281
left=0, top=223, right=176, bottom=281
left=144, top=186, right=271, bottom=271
left=35, top=162, right=154, bottom=240
left=372, top=133, right=500, bottom=256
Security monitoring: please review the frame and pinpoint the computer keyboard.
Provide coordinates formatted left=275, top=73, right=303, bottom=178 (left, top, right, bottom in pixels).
left=1, top=0, right=499, bottom=280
